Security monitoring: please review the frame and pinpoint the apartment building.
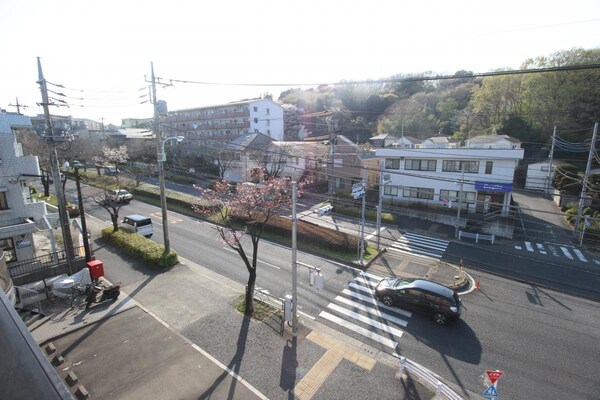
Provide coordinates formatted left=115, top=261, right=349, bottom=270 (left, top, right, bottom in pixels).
left=376, top=135, right=524, bottom=216
left=165, top=98, right=284, bottom=158
left=0, top=111, right=47, bottom=264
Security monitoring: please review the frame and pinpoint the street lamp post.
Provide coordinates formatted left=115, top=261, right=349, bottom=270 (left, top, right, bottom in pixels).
left=157, top=136, right=184, bottom=254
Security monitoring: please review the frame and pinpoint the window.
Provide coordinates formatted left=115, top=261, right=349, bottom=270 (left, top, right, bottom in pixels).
left=385, top=158, right=400, bottom=169
left=403, top=187, right=434, bottom=200
left=253, top=106, right=258, bottom=112
left=266, top=119, right=270, bottom=126
left=0, top=238, right=16, bottom=262
left=266, top=108, right=270, bottom=115
left=439, top=190, right=476, bottom=202
left=0, top=191, right=8, bottom=210
left=384, top=186, right=399, bottom=196
left=442, top=160, right=479, bottom=173
left=405, top=159, right=436, bottom=171
left=254, top=118, right=258, bottom=123
left=485, top=161, right=493, bottom=174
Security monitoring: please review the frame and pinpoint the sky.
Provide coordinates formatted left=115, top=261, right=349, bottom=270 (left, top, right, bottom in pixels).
left=1, top=0, right=599, bottom=126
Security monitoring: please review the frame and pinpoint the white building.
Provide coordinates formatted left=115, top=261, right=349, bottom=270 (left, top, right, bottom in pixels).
left=165, top=98, right=284, bottom=158
left=525, top=161, right=553, bottom=192
left=376, top=135, right=524, bottom=216
left=0, top=111, right=47, bottom=263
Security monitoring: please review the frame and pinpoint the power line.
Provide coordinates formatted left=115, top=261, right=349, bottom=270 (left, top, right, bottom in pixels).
left=158, top=63, right=600, bottom=88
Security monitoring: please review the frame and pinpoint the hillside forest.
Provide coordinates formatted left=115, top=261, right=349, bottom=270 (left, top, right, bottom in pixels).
left=278, top=48, right=600, bottom=148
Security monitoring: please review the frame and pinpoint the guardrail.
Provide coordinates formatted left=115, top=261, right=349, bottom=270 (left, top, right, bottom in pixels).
left=458, top=231, right=495, bottom=244
left=398, top=356, right=463, bottom=400
left=252, top=286, right=285, bottom=336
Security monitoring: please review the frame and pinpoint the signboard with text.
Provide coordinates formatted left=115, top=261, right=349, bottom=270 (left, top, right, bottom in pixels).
left=475, top=181, right=513, bottom=192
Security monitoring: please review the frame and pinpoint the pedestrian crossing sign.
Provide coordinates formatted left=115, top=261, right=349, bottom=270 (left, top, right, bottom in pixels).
left=483, top=384, right=499, bottom=398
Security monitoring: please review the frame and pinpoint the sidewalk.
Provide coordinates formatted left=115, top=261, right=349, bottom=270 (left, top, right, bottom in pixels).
left=25, top=212, right=470, bottom=399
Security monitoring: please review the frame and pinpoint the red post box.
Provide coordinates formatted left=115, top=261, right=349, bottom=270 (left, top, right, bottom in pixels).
left=86, top=260, right=104, bottom=281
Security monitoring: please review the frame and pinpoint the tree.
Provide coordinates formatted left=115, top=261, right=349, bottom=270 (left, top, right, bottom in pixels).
left=193, top=178, right=302, bottom=316
left=89, top=145, right=130, bottom=231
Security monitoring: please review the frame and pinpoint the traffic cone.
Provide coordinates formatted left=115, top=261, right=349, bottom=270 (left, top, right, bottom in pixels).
left=475, top=277, right=481, bottom=290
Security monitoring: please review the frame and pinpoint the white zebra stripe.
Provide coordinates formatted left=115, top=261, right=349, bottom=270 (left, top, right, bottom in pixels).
left=334, top=296, right=408, bottom=327
left=319, top=311, right=399, bottom=349
left=341, top=288, right=412, bottom=317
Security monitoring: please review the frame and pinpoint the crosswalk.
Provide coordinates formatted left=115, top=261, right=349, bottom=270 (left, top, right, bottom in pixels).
left=387, top=232, right=449, bottom=259
left=318, top=272, right=412, bottom=350
left=515, top=241, right=590, bottom=263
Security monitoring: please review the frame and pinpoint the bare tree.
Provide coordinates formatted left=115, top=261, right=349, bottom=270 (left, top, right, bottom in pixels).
left=250, top=143, right=292, bottom=179
left=193, top=178, right=303, bottom=316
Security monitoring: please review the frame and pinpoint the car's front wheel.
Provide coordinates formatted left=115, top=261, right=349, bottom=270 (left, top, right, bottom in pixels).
left=381, top=295, right=394, bottom=307
left=433, top=312, right=448, bottom=325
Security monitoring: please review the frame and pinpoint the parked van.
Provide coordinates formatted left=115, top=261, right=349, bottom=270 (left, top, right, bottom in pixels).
left=122, top=214, right=153, bottom=238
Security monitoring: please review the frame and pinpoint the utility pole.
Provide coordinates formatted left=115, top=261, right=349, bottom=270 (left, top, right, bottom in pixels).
left=547, top=126, right=556, bottom=194
left=37, top=57, right=75, bottom=272
left=326, top=112, right=337, bottom=202
left=148, top=62, right=171, bottom=254
left=574, top=122, right=598, bottom=234
left=359, top=167, right=367, bottom=264
left=291, top=181, right=298, bottom=336
left=74, top=164, right=92, bottom=262
left=8, top=97, right=28, bottom=114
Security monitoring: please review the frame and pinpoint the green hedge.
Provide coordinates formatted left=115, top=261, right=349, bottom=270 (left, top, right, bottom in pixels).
left=101, top=227, right=179, bottom=268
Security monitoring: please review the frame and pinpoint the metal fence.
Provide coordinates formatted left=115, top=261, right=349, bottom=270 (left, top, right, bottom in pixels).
left=398, top=356, right=463, bottom=400
left=8, top=248, right=87, bottom=286
left=253, top=286, right=285, bottom=336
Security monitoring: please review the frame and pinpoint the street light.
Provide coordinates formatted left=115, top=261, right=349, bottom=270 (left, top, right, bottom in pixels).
left=157, top=136, right=184, bottom=254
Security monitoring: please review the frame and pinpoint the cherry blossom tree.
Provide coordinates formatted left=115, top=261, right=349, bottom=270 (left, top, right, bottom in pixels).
left=193, top=176, right=301, bottom=316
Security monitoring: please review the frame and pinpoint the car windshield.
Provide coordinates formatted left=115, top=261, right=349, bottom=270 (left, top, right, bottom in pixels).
left=393, top=278, right=415, bottom=288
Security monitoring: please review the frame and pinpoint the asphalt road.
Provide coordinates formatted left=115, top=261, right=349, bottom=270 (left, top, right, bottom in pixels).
left=77, top=193, right=600, bottom=400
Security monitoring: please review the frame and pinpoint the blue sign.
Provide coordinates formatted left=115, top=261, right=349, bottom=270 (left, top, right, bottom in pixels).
left=483, top=385, right=499, bottom=398
left=475, top=181, right=513, bottom=193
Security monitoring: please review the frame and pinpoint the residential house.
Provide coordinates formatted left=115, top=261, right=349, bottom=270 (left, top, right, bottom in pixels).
left=420, top=136, right=460, bottom=148
left=525, top=161, right=553, bottom=192
left=376, top=134, right=524, bottom=217
left=222, top=133, right=273, bottom=182
left=391, top=136, right=421, bottom=149
left=266, top=141, right=328, bottom=182
left=165, top=97, right=284, bottom=158
left=465, top=134, right=521, bottom=149
left=0, top=111, right=47, bottom=268
left=369, top=134, right=399, bottom=148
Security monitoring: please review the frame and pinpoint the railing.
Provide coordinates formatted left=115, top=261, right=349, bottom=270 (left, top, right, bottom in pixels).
left=398, top=356, right=463, bottom=400
left=8, top=248, right=87, bottom=286
left=458, top=231, right=495, bottom=244
left=253, top=286, right=285, bottom=336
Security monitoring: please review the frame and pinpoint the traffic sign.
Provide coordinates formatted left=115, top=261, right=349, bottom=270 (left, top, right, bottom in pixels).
left=483, top=385, right=499, bottom=398
left=486, top=370, right=503, bottom=384
left=352, top=182, right=364, bottom=193
left=352, top=190, right=365, bottom=199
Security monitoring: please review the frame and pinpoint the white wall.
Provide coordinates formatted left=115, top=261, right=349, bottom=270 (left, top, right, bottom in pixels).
left=248, top=99, right=284, bottom=141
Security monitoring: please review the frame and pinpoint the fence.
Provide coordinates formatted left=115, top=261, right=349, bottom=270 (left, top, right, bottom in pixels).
left=253, top=286, right=285, bottom=336
left=8, top=248, right=87, bottom=286
left=458, top=231, right=495, bottom=244
left=398, top=356, right=463, bottom=400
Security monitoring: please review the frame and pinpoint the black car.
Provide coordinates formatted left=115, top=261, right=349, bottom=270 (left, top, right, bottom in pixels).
left=375, top=278, right=462, bottom=325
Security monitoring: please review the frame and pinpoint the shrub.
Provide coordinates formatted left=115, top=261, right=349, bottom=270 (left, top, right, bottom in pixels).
left=101, top=227, right=178, bottom=268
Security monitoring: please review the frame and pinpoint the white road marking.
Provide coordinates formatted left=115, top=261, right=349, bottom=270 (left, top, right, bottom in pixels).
left=342, top=288, right=412, bottom=317
left=334, top=296, right=408, bottom=327
left=536, top=243, right=547, bottom=255
left=365, top=227, right=386, bottom=241
left=572, top=248, right=588, bottom=262
left=560, top=247, right=574, bottom=260
left=326, top=303, right=406, bottom=336
left=319, top=311, right=399, bottom=348
left=221, top=247, right=280, bottom=269
left=525, top=241, right=534, bottom=252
